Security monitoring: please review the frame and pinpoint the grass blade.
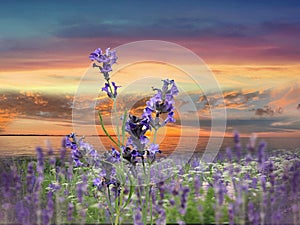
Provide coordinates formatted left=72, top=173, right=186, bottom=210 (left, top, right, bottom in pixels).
left=121, top=109, right=128, bottom=145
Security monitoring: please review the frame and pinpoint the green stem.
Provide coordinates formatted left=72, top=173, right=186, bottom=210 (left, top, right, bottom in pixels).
left=150, top=194, right=153, bottom=225
left=106, top=187, right=114, bottom=224
left=141, top=160, right=153, bottom=225
left=114, top=188, right=124, bottom=225
left=98, top=111, right=119, bottom=147
left=121, top=110, right=128, bottom=147
left=113, top=99, right=121, bottom=148
left=107, top=79, right=114, bottom=98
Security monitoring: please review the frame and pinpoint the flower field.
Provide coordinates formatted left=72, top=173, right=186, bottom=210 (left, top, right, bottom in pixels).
left=0, top=133, right=300, bottom=224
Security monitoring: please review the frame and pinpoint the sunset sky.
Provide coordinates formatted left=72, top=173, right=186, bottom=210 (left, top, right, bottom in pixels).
left=1, top=0, right=300, bottom=138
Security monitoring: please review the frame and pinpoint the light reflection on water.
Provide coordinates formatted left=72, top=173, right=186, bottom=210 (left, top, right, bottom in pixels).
left=0, top=135, right=299, bottom=157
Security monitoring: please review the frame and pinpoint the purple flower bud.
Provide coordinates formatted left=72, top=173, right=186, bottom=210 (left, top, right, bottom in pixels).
left=67, top=202, right=74, bottom=222
left=144, top=79, right=179, bottom=128
left=134, top=208, right=143, bottom=225
left=148, top=144, right=161, bottom=156
left=258, top=141, right=267, bottom=165
left=169, top=199, right=176, bottom=206
left=226, top=147, right=233, bottom=161
left=93, top=177, right=104, bottom=191
left=36, top=147, right=44, bottom=171
left=156, top=208, right=166, bottom=225
left=228, top=203, right=235, bottom=225
left=15, top=201, right=30, bottom=224
left=77, top=175, right=88, bottom=203
left=89, top=48, right=102, bottom=61
left=140, top=135, right=149, bottom=145
left=234, top=130, right=240, bottom=144
left=102, top=82, right=121, bottom=99
left=100, top=63, right=112, bottom=73
left=179, top=186, right=190, bottom=215
left=60, top=147, right=66, bottom=161
left=26, top=162, right=36, bottom=193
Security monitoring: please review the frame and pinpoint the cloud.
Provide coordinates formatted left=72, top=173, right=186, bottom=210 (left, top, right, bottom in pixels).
left=53, top=17, right=257, bottom=40
left=196, top=89, right=264, bottom=115
left=0, top=90, right=74, bottom=132
left=271, top=121, right=294, bottom=126
left=255, top=106, right=275, bottom=117
left=0, top=109, right=17, bottom=131
left=268, top=80, right=300, bottom=114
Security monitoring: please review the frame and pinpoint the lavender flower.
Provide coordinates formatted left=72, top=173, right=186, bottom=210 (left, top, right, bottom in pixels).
left=233, top=131, right=242, bottom=161
left=257, top=141, right=267, bottom=171
left=143, top=79, right=179, bottom=129
left=89, top=47, right=118, bottom=80
left=77, top=175, right=88, bottom=203
left=65, top=133, right=101, bottom=167
left=125, top=115, right=151, bottom=158
left=155, top=208, right=166, bottom=225
left=67, top=203, right=74, bottom=222
left=43, top=192, right=54, bottom=225
left=213, top=171, right=226, bottom=206
left=102, top=82, right=121, bottom=99
left=179, top=186, right=190, bottom=215
left=228, top=203, right=235, bottom=225
left=100, top=63, right=112, bottom=73
left=226, top=147, right=233, bottom=162
left=36, top=147, right=44, bottom=172
left=15, top=201, right=30, bottom=225
left=147, top=144, right=161, bottom=162
left=133, top=208, right=144, bottom=225
left=126, top=115, right=151, bottom=140
left=93, top=177, right=105, bottom=191
left=26, top=162, right=36, bottom=193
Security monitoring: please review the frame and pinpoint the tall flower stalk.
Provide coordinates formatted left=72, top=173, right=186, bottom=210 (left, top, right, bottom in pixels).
left=87, top=47, right=179, bottom=225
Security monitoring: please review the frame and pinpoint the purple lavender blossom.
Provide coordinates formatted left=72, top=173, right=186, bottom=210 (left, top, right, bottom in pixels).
left=93, top=177, right=104, bottom=191
left=43, top=192, right=54, bottom=225
left=65, top=133, right=101, bottom=167
left=89, top=47, right=118, bottom=80
left=48, top=183, right=61, bottom=192
left=15, top=201, right=30, bottom=225
left=179, top=186, right=190, bottom=215
left=228, top=203, right=235, bottom=225
left=126, top=115, right=151, bottom=139
left=36, top=147, right=44, bottom=172
left=213, top=171, right=227, bottom=206
left=26, top=162, right=36, bottom=193
left=233, top=131, right=242, bottom=161
left=100, top=63, right=112, bottom=73
left=143, top=79, right=179, bottom=129
left=146, top=144, right=161, bottom=162
left=77, top=175, right=88, bottom=203
left=133, top=208, right=144, bottom=225
left=67, top=203, right=74, bottom=222
left=101, top=82, right=121, bottom=99
left=226, top=147, right=233, bottom=161
left=257, top=141, right=267, bottom=166
left=124, top=115, right=151, bottom=159
left=155, top=208, right=166, bottom=225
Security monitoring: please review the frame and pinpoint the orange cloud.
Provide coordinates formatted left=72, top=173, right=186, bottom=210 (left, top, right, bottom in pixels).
left=0, top=109, right=17, bottom=131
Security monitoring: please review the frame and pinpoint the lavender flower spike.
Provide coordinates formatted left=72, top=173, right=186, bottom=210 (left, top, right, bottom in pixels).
left=102, top=82, right=121, bottom=99
left=143, top=79, right=179, bottom=129
left=89, top=47, right=118, bottom=80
